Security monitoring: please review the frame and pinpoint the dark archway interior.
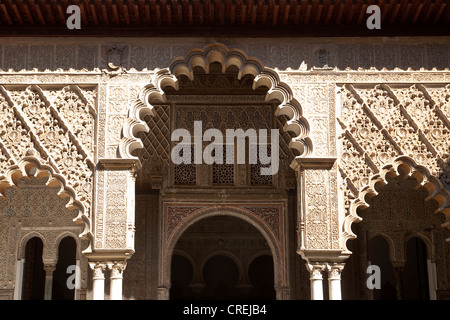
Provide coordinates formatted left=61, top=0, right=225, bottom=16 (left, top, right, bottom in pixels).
left=22, top=237, right=45, bottom=300
left=248, top=255, right=276, bottom=300
left=170, top=215, right=276, bottom=300
left=201, top=255, right=240, bottom=300
left=368, top=236, right=397, bottom=300
left=52, top=236, right=77, bottom=300
left=351, top=174, right=438, bottom=300
left=402, top=237, right=429, bottom=300
left=170, top=254, right=194, bottom=300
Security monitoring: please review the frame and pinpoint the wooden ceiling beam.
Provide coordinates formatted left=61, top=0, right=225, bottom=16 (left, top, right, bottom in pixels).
left=303, top=0, right=312, bottom=25
left=272, top=1, right=279, bottom=26
left=411, top=0, right=424, bottom=24
left=17, top=0, right=33, bottom=24
left=32, top=0, right=46, bottom=25
left=433, top=1, right=446, bottom=24
left=293, top=0, right=302, bottom=25
left=118, top=0, right=130, bottom=25
left=444, top=2, right=450, bottom=23
left=389, top=0, right=403, bottom=24
left=357, top=0, right=368, bottom=25
left=314, top=0, right=323, bottom=25
left=39, top=0, right=55, bottom=25
left=0, top=0, right=448, bottom=32
left=325, top=0, right=334, bottom=25
left=346, top=0, right=355, bottom=24
left=400, top=0, right=413, bottom=23
left=337, top=0, right=351, bottom=25
left=0, top=3, right=13, bottom=25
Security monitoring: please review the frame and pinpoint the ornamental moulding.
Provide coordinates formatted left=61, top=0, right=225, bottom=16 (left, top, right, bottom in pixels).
left=119, top=43, right=313, bottom=160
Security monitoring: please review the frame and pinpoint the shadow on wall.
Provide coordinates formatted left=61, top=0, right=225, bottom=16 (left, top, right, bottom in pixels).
left=1, top=41, right=449, bottom=72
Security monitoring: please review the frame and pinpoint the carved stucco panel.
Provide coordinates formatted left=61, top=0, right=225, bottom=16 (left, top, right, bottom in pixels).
left=104, top=170, right=131, bottom=249
left=304, top=169, right=330, bottom=250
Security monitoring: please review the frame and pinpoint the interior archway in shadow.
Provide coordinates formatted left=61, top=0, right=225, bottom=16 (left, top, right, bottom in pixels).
left=170, top=215, right=275, bottom=300
left=22, top=237, right=45, bottom=300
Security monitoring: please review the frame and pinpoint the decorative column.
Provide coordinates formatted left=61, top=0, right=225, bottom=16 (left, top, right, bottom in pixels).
left=43, top=262, right=56, bottom=300
left=306, top=263, right=326, bottom=300
left=109, top=261, right=127, bottom=300
left=291, top=157, right=351, bottom=300
left=84, top=159, right=140, bottom=299
left=89, top=262, right=107, bottom=300
left=327, top=263, right=345, bottom=300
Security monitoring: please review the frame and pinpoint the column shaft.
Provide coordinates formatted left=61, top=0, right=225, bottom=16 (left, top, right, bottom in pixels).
left=327, top=263, right=345, bottom=300
left=90, top=263, right=107, bottom=300
left=109, top=261, right=127, bottom=300
left=43, top=263, right=56, bottom=300
left=307, top=263, right=326, bottom=300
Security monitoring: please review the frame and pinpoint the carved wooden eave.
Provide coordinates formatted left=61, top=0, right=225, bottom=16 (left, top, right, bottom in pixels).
left=0, top=0, right=448, bottom=37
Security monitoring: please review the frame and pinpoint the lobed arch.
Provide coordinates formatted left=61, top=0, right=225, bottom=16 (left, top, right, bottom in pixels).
left=343, top=155, right=450, bottom=251
left=119, top=43, right=312, bottom=160
left=163, top=206, right=285, bottom=299
left=0, top=157, right=92, bottom=243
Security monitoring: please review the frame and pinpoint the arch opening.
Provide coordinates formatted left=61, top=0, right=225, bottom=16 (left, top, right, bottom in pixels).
left=51, top=236, right=77, bottom=300
left=22, top=237, right=45, bottom=300
left=348, top=172, right=446, bottom=300
left=169, top=215, right=277, bottom=300
left=402, top=237, right=430, bottom=300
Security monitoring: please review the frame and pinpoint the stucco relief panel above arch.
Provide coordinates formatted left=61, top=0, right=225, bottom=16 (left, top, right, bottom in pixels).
left=337, top=83, right=450, bottom=247
left=0, top=84, right=97, bottom=240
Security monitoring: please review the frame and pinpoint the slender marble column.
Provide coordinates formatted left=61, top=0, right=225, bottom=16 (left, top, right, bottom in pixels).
left=307, top=263, right=326, bottom=300
left=109, top=261, right=127, bottom=300
left=327, top=263, right=345, bottom=300
left=89, top=262, right=107, bottom=300
left=43, top=263, right=56, bottom=300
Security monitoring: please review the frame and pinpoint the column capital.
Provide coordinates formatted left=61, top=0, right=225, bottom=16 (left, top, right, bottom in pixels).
left=306, top=262, right=327, bottom=279
left=43, top=262, right=57, bottom=273
left=108, top=261, right=127, bottom=279
left=89, top=262, right=108, bottom=279
left=326, top=262, right=345, bottom=280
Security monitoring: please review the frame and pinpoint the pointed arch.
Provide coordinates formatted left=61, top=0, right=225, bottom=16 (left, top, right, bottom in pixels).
left=343, top=155, right=450, bottom=251
left=0, top=156, right=92, bottom=242
left=119, top=43, right=312, bottom=160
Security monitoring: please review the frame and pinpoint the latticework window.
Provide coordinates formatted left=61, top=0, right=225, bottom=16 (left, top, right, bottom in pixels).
left=212, top=144, right=234, bottom=185
left=250, top=144, right=273, bottom=185
left=173, top=144, right=196, bottom=185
